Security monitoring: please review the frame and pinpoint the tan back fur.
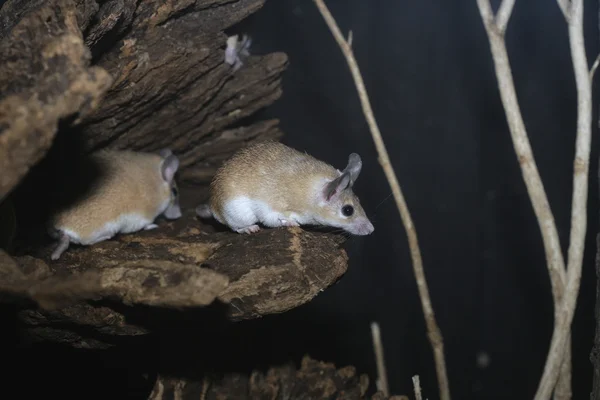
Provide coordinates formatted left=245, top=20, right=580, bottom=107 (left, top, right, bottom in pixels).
left=209, top=141, right=341, bottom=216
left=52, top=150, right=170, bottom=240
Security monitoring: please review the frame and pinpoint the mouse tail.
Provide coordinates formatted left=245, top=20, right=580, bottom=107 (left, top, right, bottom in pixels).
left=195, top=204, right=213, bottom=219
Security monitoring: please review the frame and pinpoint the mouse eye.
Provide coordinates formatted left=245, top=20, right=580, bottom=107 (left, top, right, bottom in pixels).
left=342, top=205, right=354, bottom=217
left=171, top=187, right=178, bottom=197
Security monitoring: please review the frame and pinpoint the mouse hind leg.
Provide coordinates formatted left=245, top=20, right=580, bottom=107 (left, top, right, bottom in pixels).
left=50, top=232, right=70, bottom=260
left=221, top=197, right=261, bottom=234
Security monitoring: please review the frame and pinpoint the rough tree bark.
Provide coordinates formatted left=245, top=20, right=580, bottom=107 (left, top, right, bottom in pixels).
left=0, top=0, right=113, bottom=201
left=147, top=356, right=408, bottom=400
left=3, top=212, right=348, bottom=348
left=0, top=0, right=287, bottom=201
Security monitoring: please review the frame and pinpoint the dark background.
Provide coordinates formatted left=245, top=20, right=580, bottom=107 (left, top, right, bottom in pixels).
left=229, top=0, right=600, bottom=399
left=1, top=0, right=599, bottom=399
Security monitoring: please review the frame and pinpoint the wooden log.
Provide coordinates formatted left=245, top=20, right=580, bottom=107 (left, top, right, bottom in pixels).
left=4, top=209, right=348, bottom=347
left=72, top=0, right=288, bottom=183
left=0, top=0, right=287, bottom=201
left=0, top=0, right=348, bottom=360
left=0, top=0, right=113, bottom=201
left=147, top=355, right=390, bottom=400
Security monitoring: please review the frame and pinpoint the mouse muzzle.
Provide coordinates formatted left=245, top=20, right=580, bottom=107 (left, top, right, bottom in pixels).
left=164, top=202, right=182, bottom=219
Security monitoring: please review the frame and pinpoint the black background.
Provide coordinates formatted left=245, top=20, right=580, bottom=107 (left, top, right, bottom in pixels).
left=1, top=0, right=600, bottom=399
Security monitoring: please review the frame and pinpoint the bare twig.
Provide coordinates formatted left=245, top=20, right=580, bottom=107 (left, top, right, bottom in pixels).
left=312, top=1, right=451, bottom=399
left=477, top=0, right=593, bottom=398
left=477, top=0, right=572, bottom=397
left=371, top=321, right=389, bottom=396
left=476, top=0, right=567, bottom=359
left=495, top=0, right=516, bottom=34
left=412, top=375, right=423, bottom=400
left=200, top=376, right=210, bottom=400
left=557, top=0, right=572, bottom=21
left=554, top=345, right=572, bottom=400
left=590, top=53, right=600, bottom=81
left=534, top=0, right=592, bottom=397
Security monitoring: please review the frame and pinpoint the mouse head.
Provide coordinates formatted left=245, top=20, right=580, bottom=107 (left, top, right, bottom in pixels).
left=319, top=153, right=374, bottom=235
left=159, top=149, right=182, bottom=219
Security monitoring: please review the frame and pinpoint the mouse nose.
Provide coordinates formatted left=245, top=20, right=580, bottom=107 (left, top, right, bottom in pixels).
left=355, top=219, right=374, bottom=235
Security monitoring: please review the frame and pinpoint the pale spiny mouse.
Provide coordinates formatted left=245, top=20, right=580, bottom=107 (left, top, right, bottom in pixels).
left=195, top=141, right=374, bottom=235
left=48, top=149, right=182, bottom=260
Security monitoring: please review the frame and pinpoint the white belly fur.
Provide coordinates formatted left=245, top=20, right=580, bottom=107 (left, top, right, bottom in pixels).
left=221, top=196, right=314, bottom=230
left=60, top=213, right=154, bottom=245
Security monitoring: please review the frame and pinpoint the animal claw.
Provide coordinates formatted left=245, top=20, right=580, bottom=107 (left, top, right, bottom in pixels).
left=279, top=218, right=299, bottom=227
left=236, top=225, right=260, bottom=234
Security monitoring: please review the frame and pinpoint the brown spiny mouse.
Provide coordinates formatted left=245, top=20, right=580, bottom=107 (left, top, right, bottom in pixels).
left=195, top=141, right=374, bottom=235
left=48, top=149, right=182, bottom=260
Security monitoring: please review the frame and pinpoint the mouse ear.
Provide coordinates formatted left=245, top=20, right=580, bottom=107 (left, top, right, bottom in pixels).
left=324, top=174, right=351, bottom=201
left=323, top=153, right=362, bottom=201
left=158, top=148, right=173, bottom=158
left=343, top=153, right=362, bottom=186
left=161, top=154, right=179, bottom=183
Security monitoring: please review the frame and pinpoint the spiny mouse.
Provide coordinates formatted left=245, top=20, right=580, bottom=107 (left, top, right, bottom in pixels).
left=195, top=141, right=374, bottom=235
left=48, top=148, right=182, bottom=260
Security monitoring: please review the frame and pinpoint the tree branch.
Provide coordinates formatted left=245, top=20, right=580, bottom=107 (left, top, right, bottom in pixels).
left=557, top=0, right=572, bottom=21
left=476, top=0, right=575, bottom=398
left=495, top=0, right=516, bottom=35
left=476, top=0, right=567, bottom=331
left=534, top=0, right=592, bottom=397
left=554, top=345, right=572, bottom=400
left=590, top=53, right=600, bottom=81
left=413, top=375, right=423, bottom=400
left=478, top=0, right=593, bottom=397
left=371, top=321, right=389, bottom=397
left=312, top=1, right=451, bottom=399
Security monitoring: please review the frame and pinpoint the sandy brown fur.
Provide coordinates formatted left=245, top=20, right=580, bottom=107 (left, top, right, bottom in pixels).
left=51, top=150, right=170, bottom=241
left=209, top=141, right=341, bottom=219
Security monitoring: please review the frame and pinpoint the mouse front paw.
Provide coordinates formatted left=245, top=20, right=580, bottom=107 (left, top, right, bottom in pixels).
left=278, top=218, right=300, bottom=227
left=236, top=225, right=260, bottom=234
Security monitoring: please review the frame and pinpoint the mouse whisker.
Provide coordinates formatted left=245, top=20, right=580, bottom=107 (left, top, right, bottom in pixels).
left=374, top=191, right=393, bottom=210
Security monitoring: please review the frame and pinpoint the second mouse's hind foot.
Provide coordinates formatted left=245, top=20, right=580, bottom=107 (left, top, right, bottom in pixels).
left=236, top=225, right=260, bottom=234
left=50, top=233, right=70, bottom=260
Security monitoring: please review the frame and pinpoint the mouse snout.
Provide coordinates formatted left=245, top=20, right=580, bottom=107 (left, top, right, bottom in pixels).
left=164, top=203, right=182, bottom=219
left=350, top=218, right=374, bottom=236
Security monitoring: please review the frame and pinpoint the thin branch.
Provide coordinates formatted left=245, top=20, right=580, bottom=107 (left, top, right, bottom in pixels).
left=557, top=0, right=572, bottom=21
left=535, top=0, right=592, bottom=396
left=371, top=321, right=389, bottom=397
left=413, top=375, right=423, bottom=400
left=495, top=0, right=516, bottom=34
left=311, top=2, right=451, bottom=400
left=554, top=344, right=572, bottom=400
left=477, top=0, right=495, bottom=26
left=476, top=0, right=575, bottom=398
left=590, top=53, right=600, bottom=81
left=476, top=0, right=567, bottom=334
